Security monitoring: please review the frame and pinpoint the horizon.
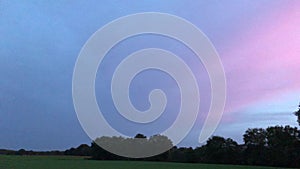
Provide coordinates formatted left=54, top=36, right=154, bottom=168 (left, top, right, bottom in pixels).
left=1, top=0, right=300, bottom=151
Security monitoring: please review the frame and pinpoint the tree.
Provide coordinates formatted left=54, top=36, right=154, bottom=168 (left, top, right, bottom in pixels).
left=134, top=133, right=147, bottom=138
left=91, top=134, right=173, bottom=160
left=65, top=144, right=91, bottom=156
left=243, top=128, right=267, bottom=146
left=202, top=136, right=240, bottom=164
left=91, top=136, right=124, bottom=160
left=243, top=128, right=268, bottom=165
left=265, top=126, right=300, bottom=167
left=243, top=126, right=300, bottom=167
left=169, top=147, right=187, bottom=162
left=147, top=135, right=173, bottom=161
left=294, top=103, right=300, bottom=126
left=16, top=149, right=26, bottom=155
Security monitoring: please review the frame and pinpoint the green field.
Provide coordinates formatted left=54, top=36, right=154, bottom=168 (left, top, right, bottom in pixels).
left=0, top=155, right=288, bottom=169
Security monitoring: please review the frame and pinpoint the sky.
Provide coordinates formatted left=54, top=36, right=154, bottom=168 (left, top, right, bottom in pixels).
left=0, top=0, right=300, bottom=150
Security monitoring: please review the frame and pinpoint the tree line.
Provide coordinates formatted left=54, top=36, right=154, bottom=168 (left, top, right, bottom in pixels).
left=3, top=104, right=300, bottom=168
left=79, top=125, right=299, bottom=168
left=65, top=104, right=300, bottom=168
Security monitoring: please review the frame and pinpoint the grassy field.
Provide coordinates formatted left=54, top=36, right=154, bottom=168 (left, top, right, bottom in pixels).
left=0, top=155, right=289, bottom=169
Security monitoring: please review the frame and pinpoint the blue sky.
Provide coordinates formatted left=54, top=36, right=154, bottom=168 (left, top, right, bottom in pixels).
left=1, top=1, right=299, bottom=150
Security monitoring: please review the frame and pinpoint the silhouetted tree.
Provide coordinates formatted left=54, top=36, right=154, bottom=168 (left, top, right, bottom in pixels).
left=16, top=149, right=26, bottom=155
left=169, top=147, right=187, bottom=162
left=202, top=136, right=240, bottom=164
left=65, top=144, right=91, bottom=156
left=243, top=128, right=268, bottom=165
left=242, top=126, right=300, bottom=167
left=243, top=128, right=267, bottom=146
left=265, top=126, right=300, bottom=167
left=193, top=146, right=205, bottom=163
left=134, top=133, right=147, bottom=138
left=147, top=135, right=173, bottom=161
left=91, top=134, right=173, bottom=160
left=91, top=136, right=125, bottom=160
left=294, top=103, right=300, bottom=126
left=86, top=121, right=300, bottom=168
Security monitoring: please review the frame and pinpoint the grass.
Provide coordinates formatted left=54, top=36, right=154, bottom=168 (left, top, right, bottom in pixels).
left=0, top=155, right=289, bottom=169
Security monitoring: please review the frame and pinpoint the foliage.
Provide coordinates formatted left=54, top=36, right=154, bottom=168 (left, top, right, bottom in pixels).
left=65, top=144, right=91, bottom=156
left=201, top=136, right=241, bottom=164
left=3, top=128, right=300, bottom=168
left=294, top=103, right=300, bottom=125
left=242, top=126, right=300, bottom=167
left=3, top=104, right=300, bottom=168
left=87, top=127, right=300, bottom=168
left=90, top=134, right=172, bottom=161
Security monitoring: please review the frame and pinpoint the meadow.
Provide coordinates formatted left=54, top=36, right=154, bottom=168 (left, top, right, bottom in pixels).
left=0, top=155, right=289, bottom=169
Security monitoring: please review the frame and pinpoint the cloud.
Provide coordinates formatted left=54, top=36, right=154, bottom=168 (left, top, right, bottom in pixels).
left=222, top=1, right=300, bottom=114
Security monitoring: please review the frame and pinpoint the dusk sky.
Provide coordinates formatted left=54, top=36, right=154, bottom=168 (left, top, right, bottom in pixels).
left=1, top=1, right=300, bottom=151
